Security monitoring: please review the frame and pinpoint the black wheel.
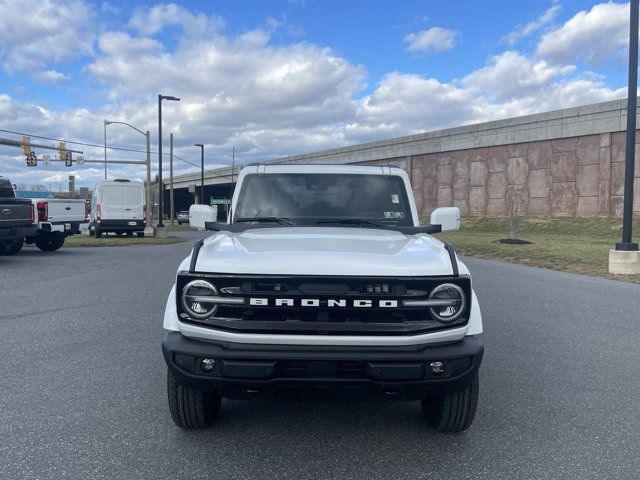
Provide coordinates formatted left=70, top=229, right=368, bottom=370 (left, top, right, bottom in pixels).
left=95, top=226, right=103, bottom=238
left=35, top=235, right=65, bottom=252
left=126, top=231, right=133, bottom=237
left=422, top=373, right=479, bottom=433
left=136, top=232, right=144, bottom=238
left=167, top=370, right=221, bottom=429
left=3, top=238, right=24, bottom=255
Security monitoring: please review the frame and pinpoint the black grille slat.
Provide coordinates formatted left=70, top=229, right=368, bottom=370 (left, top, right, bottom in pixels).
left=277, top=361, right=367, bottom=379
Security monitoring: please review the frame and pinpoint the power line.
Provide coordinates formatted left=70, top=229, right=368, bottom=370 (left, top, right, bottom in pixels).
left=0, top=127, right=203, bottom=168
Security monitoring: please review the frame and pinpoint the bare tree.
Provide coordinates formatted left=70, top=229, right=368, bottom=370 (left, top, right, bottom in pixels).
left=507, top=187, right=522, bottom=241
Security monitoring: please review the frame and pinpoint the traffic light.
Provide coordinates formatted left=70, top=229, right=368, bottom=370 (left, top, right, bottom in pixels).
left=21, top=136, right=31, bottom=155
left=64, top=150, right=72, bottom=167
left=58, top=142, right=66, bottom=160
left=77, top=155, right=85, bottom=165
left=25, top=152, right=37, bottom=166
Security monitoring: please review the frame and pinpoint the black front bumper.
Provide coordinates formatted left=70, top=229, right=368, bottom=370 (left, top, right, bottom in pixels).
left=162, top=332, right=483, bottom=401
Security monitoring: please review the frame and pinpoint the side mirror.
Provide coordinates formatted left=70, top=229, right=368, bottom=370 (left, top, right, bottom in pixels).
left=430, top=207, right=460, bottom=232
left=189, top=204, right=217, bottom=230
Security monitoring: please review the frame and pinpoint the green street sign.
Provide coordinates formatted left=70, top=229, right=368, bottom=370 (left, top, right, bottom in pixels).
left=210, top=198, right=231, bottom=206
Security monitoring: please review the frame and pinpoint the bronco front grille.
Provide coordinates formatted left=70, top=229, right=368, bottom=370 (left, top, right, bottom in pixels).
left=176, top=272, right=471, bottom=336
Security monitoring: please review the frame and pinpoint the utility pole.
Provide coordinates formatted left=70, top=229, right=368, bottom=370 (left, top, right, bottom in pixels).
left=103, top=120, right=107, bottom=179
left=170, top=133, right=174, bottom=225
left=194, top=143, right=205, bottom=204
left=231, top=146, right=235, bottom=192
left=145, top=131, right=151, bottom=228
left=610, top=0, right=640, bottom=274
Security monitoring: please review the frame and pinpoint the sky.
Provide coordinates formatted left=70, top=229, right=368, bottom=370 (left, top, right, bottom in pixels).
left=0, top=0, right=634, bottom=188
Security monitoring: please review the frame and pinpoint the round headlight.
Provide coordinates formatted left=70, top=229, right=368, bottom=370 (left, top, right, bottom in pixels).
left=181, top=280, right=219, bottom=319
left=428, top=283, right=465, bottom=323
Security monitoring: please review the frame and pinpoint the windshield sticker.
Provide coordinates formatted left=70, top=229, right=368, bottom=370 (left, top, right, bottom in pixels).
left=391, top=194, right=399, bottom=204
left=384, top=211, right=405, bottom=219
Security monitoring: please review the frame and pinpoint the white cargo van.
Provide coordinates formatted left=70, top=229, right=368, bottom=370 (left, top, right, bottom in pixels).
left=89, top=179, right=146, bottom=238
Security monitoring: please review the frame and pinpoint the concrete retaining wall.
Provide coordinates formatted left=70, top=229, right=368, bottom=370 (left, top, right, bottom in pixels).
left=367, top=131, right=640, bottom=218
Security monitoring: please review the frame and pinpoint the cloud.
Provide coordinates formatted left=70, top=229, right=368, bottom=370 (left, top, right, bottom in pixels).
left=348, top=51, right=624, bottom=141
left=504, top=4, right=562, bottom=45
left=403, top=27, right=459, bottom=54
left=128, top=3, right=223, bottom=37
left=536, top=2, right=629, bottom=66
left=34, top=70, right=70, bottom=84
left=0, top=0, right=94, bottom=76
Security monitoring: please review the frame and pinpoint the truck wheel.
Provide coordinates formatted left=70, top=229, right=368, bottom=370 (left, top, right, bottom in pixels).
left=167, top=370, right=221, bottom=429
left=95, top=226, right=103, bottom=238
left=422, top=373, right=479, bottom=433
left=35, top=236, right=65, bottom=252
left=126, top=231, right=133, bottom=237
left=3, top=238, right=24, bottom=255
left=136, top=232, right=144, bottom=238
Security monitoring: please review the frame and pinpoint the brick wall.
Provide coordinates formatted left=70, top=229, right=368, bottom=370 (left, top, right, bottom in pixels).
left=371, top=131, right=640, bottom=218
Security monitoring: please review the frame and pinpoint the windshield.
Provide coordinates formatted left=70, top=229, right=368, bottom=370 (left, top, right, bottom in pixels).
left=234, top=173, right=413, bottom=226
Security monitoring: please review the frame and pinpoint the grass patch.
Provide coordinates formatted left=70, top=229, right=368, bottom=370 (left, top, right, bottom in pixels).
left=27, top=234, right=187, bottom=248
left=435, top=217, right=640, bottom=283
left=164, top=224, right=197, bottom=232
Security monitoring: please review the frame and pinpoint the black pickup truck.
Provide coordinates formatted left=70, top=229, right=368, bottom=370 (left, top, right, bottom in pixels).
left=0, top=177, right=37, bottom=256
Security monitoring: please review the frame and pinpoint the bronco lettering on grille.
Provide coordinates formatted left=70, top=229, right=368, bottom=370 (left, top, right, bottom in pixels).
left=248, top=298, right=398, bottom=308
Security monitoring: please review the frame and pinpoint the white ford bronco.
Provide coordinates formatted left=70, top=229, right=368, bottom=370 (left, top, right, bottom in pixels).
left=162, top=164, right=483, bottom=432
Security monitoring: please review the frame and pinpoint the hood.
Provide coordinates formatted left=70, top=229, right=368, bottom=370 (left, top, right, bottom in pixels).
left=194, top=226, right=455, bottom=277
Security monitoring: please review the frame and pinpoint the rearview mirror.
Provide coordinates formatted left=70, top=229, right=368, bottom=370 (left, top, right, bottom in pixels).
left=189, top=204, right=217, bottom=230
left=430, top=207, right=460, bottom=232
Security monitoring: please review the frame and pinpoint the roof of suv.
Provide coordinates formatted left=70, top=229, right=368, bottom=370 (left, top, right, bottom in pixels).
left=241, top=164, right=406, bottom=175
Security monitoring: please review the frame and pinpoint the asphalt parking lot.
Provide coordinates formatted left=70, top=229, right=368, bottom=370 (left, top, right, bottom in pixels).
left=1, top=232, right=640, bottom=480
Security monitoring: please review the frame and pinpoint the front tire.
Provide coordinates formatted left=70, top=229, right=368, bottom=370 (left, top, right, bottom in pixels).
left=167, top=370, right=221, bottom=429
left=422, top=373, right=479, bottom=433
left=4, top=238, right=24, bottom=255
left=136, top=232, right=144, bottom=238
left=34, top=235, right=65, bottom=252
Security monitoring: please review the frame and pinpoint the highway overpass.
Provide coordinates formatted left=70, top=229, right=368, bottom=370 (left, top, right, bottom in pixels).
left=165, top=98, right=640, bottom=219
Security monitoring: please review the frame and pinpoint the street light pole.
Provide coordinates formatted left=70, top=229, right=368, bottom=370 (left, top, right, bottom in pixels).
left=157, top=94, right=181, bottom=230
left=104, top=120, right=152, bottom=230
left=194, top=144, right=204, bottom=204
left=618, top=0, right=639, bottom=252
left=610, top=0, right=640, bottom=274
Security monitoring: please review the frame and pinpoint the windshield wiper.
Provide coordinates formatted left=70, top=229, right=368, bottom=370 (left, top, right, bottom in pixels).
left=235, top=216, right=293, bottom=225
left=314, top=218, right=388, bottom=229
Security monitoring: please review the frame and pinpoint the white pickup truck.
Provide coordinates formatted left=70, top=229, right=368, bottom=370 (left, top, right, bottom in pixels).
left=162, top=165, right=484, bottom=433
left=16, top=198, right=88, bottom=252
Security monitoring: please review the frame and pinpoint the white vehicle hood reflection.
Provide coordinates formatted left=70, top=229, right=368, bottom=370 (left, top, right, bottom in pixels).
left=193, top=226, right=454, bottom=276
